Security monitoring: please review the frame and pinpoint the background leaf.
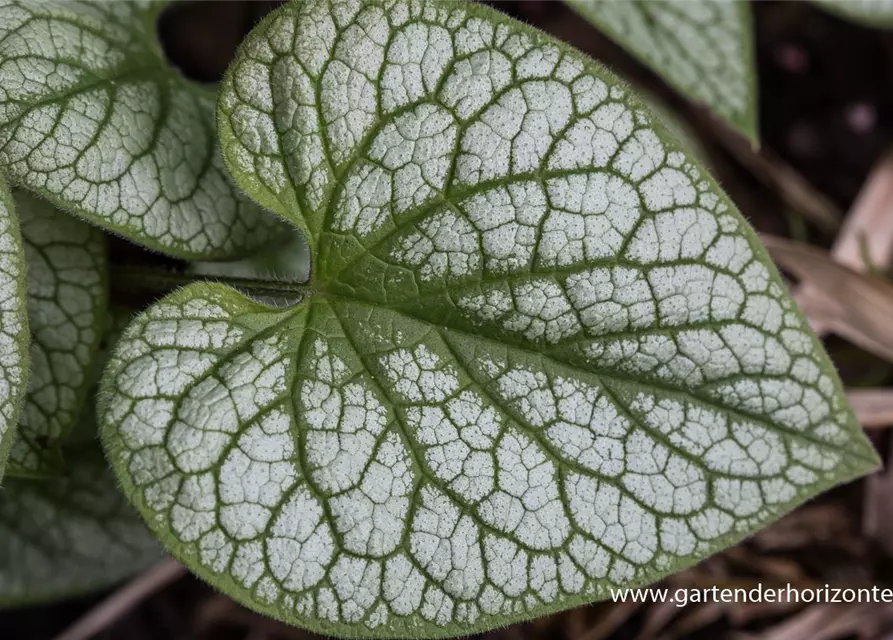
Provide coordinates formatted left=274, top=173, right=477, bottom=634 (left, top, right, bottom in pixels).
left=566, top=0, right=758, bottom=142
left=189, top=233, right=310, bottom=285
left=0, top=177, right=30, bottom=482
left=5, top=192, right=107, bottom=478
left=1, top=303, right=163, bottom=606
left=817, top=0, right=893, bottom=27
left=102, top=0, right=875, bottom=637
left=0, top=446, right=162, bottom=607
left=0, top=0, right=282, bottom=259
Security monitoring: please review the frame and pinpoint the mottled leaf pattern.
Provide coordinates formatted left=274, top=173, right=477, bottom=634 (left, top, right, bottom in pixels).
left=817, top=0, right=893, bottom=27
left=0, top=0, right=282, bottom=259
left=0, top=447, right=161, bottom=606
left=566, top=0, right=757, bottom=141
left=0, top=177, right=29, bottom=481
left=5, top=192, right=106, bottom=478
left=100, top=1, right=875, bottom=637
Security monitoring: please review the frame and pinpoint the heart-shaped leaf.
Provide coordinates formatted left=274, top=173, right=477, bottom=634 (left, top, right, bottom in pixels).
left=0, top=0, right=282, bottom=259
left=817, top=0, right=893, bottom=27
left=0, top=177, right=29, bottom=481
left=566, top=0, right=757, bottom=142
left=5, top=191, right=106, bottom=478
left=101, top=1, right=877, bottom=637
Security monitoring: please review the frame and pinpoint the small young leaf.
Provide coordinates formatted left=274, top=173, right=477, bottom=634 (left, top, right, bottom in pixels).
left=817, top=0, right=893, bottom=27
left=102, top=1, right=876, bottom=637
left=566, top=0, right=758, bottom=142
left=0, top=0, right=282, bottom=259
left=5, top=192, right=106, bottom=478
left=0, top=446, right=162, bottom=606
left=0, top=177, right=29, bottom=481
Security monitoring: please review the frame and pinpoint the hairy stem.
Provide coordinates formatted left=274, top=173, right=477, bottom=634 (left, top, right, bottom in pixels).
left=111, top=266, right=311, bottom=299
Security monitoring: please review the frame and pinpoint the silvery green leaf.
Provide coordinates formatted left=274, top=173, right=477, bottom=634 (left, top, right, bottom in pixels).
left=0, top=446, right=162, bottom=606
left=6, top=191, right=106, bottom=478
left=566, top=0, right=757, bottom=142
left=0, top=177, right=29, bottom=481
left=101, top=1, right=876, bottom=637
left=817, top=0, right=893, bottom=27
left=0, top=0, right=281, bottom=259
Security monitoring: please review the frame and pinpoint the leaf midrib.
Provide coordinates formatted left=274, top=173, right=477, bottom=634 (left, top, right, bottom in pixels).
left=295, top=292, right=874, bottom=465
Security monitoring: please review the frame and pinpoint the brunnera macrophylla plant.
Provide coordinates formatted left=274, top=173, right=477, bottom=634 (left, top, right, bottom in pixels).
left=0, top=306, right=162, bottom=606
left=566, top=0, right=893, bottom=143
left=0, top=180, right=107, bottom=481
left=0, top=0, right=881, bottom=637
left=12, top=190, right=108, bottom=479
left=95, top=0, right=877, bottom=636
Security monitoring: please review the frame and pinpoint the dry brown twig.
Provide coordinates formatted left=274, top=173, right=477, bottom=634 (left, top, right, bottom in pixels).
left=52, top=559, right=186, bottom=640
left=847, top=389, right=893, bottom=428
left=794, top=152, right=893, bottom=336
left=762, top=234, right=893, bottom=363
left=764, top=154, right=893, bottom=563
left=823, top=153, right=893, bottom=272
